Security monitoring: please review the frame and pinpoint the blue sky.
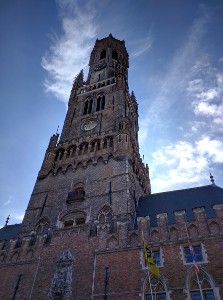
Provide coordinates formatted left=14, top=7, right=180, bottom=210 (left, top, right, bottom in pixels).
left=0, top=0, right=223, bottom=227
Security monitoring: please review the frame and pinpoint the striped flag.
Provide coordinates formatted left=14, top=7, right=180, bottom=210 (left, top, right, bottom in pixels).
left=189, top=243, right=199, bottom=273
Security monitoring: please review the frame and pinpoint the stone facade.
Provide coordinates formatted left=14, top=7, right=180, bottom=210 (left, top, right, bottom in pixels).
left=0, top=35, right=222, bottom=300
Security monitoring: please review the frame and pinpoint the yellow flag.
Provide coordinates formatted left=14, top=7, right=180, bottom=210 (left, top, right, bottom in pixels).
left=142, top=238, right=160, bottom=277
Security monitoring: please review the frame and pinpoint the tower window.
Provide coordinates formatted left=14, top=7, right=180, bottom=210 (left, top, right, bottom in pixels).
left=96, top=95, right=105, bottom=112
left=76, top=218, right=85, bottom=225
left=112, top=50, right=118, bottom=60
left=64, top=220, right=74, bottom=227
left=83, top=100, right=89, bottom=115
left=100, top=49, right=106, bottom=59
left=83, top=98, right=93, bottom=115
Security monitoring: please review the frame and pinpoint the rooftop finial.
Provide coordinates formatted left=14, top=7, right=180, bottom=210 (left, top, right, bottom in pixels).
left=210, top=173, right=215, bottom=185
left=4, top=215, right=10, bottom=227
left=56, top=125, right=59, bottom=135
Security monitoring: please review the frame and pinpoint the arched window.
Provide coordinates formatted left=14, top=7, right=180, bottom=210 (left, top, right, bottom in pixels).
left=103, top=136, right=113, bottom=149
left=98, top=206, right=113, bottom=223
left=67, top=145, right=76, bottom=158
left=100, top=49, right=106, bottom=59
left=61, top=211, right=86, bottom=227
left=143, top=274, right=168, bottom=300
left=67, top=182, right=85, bottom=203
left=55, top=148, right=65, bottom=161
left=112, top=50, right=118, bottom=60
left=35, top=217, right=49, bottom=234
left=187, top=268, right=217, bottom=300
left=91, top=140, right=101, bottom=152
left=96, top=95, right=105, bottom=112
left=79, top=143, right=89, bottom=155
left=83, top=98, right=93, bottom=115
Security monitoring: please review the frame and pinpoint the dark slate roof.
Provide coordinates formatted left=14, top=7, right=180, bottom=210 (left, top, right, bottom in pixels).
left=0, top=224, right=22, bottom=241
left=137, top=184, right=223, bottom=227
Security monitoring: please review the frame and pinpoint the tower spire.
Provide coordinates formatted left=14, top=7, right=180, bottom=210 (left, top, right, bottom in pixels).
left=210, top=173, right=215, bottom=185
left=4, top=214, right=10, bottom=227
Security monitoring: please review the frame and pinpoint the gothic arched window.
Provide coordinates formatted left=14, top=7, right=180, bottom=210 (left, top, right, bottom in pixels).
left=187, top=268, right=217, bottom=300
left=100, top=49, right=106, bottom=59
left=96, top=95, right=105, bottom=112
left=35, top=217, right=49, bottom=234
left=98, top=206, right=113, bottom=223
left=91, top=139, right=101, bottom=151
left=61, top=211, right=86, bottom=227
left=67, top=182, right=85, bottom=203
left=143, top=274, right=168, bottom=300
left=112, top=50, right=118, bottom=60
left=103, top=136, right=113, bottom=149
left=83, top=98, right=93, bottom=115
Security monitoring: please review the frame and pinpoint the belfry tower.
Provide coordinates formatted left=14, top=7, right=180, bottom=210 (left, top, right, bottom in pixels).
left=1, top=34, right=223, bottom=300
left=21, top=34, right=150, bottom=234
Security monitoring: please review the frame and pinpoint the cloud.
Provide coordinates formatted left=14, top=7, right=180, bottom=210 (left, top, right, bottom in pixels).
left=3, top=196, right=12, bottom=206
left=14, top=213, right=24, bottom=222
left=138, top=6, right=210, bottom=143
left=42, top=0, right=98, bottom=102
left=129, top=31, right=153, bottom=59
left=187, top=63, right=223, bottom=128
left=150, top=136, right=223, bottom=192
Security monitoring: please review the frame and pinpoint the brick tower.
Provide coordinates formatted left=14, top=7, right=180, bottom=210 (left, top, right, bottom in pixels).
left=1, top=34, right=222, bottom=300
left=21, top=33, right=150, bottom=235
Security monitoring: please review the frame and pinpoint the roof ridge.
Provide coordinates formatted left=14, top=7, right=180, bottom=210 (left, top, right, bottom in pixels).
left=148, top=184, right=222, bottom=197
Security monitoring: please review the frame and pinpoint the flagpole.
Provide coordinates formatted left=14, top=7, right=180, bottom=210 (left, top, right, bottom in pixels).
left=147, top=269, right=154, bottom=300
left=141, top=231, right=154, bottom=300
left=184, top=223, right=204, bottom=300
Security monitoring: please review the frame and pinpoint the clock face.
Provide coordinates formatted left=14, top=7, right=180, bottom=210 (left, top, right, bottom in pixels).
left=81, top=119, right=99, bottom=131
left=94, top=61, right=107, bottom=71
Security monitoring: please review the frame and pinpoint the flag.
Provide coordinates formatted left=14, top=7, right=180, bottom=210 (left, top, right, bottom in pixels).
left=189, top=243, right=199, bottom=273
left=142, top=237, right=160, bottom=277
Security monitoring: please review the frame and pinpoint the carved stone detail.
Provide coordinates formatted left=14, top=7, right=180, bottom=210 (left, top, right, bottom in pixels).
left=48, top=251, right=73, bottom=300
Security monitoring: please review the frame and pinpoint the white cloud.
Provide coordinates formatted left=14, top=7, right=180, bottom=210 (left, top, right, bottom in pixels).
left=150, top=136, right=223, bottom=192
left=130, top=31, right=153, bottom=59
left=3, top=196, right=12, bottom=206
left=139, top=6, right=210, bottom=144
left=14, top=213, right=24, bottom=222
left=196, top=137, right=223, bottom=163
left=188, top=67, right=223, bottom=128
left=42, top=0, right=97, bottom=102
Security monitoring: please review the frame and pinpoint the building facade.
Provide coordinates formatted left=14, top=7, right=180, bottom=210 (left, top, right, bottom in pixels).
left=0, top=34, right=223, bottom=300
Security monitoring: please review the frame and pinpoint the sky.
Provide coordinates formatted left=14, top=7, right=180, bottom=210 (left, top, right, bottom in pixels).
left=0, top=0, right=223, bottom=227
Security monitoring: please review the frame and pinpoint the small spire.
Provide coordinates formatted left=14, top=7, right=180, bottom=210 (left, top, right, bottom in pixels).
left=56, top=125, right=59, bottom=135
left=210, top=173, right=215, bottom=185
left=4, top=215, right=10, bottom=227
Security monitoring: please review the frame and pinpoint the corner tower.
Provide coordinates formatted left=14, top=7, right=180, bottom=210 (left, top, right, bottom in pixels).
left=21, top=34, right=150, bottom=234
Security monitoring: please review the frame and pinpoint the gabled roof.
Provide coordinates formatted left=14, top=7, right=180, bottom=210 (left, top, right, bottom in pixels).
left=137, top=184, right=223, bottom=227
left=0, top=224, right=22, bottom=241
